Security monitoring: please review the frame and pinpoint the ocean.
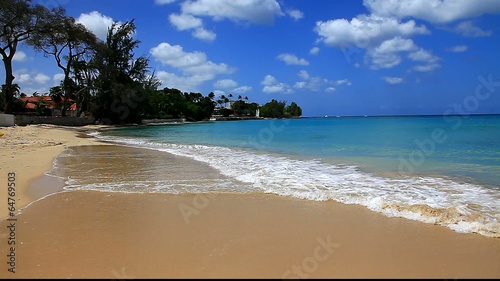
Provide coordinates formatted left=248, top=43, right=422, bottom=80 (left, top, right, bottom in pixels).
left=49, top=115, right=500, bottom=237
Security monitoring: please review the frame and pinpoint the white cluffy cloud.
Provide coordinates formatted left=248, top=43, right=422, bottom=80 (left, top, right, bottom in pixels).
left=286, top=9, right=303, bottom=21
left=213, top=79, right=252, bottom=95
left=167, top=0, right=301, bottom=41
left=294, top=70, right=352, bottom=93
left=76, top=11, right=115, bottom=40
left=364, top=0, right=500, bottom=24
left=13, top=51, right=28, bottom=62
left=314, top=0, right=498, bottom=72
left=314, top=14, right=436, bottom=70
left=151, top=42, right=235, bottom=92
left=309, top=47, right=320, bottom=55
left=277, top=53, right=309, bottom=66
left=261, top=74, right=293, bottom=94
left=314, top=14, right=429, bottom=49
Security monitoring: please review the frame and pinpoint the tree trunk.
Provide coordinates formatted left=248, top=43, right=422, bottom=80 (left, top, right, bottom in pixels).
left=61, top=71, right=71, bottom=117
left=2, top=57, right=14, bottom=114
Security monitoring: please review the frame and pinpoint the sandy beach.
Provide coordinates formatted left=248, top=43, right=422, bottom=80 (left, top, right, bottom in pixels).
left=0, top=125, right=499, bottom=278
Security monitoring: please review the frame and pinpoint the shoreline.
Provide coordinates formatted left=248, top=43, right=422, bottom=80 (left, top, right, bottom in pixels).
left=0, top=124, right=111, bottom=219
left=0, top=124, right=499, bottom=278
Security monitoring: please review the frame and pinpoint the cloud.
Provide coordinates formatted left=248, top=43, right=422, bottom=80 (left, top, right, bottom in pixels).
left=294, top=71, right=351, bottom=92
left=169, top=13, right=203, bottom=30
left=325, top=87, right=336, bottom=93
left=214, top=79, right=238, bottom=89
left=454, top=21, right=492, bottom=37
left=76, top=11, right=115, bottom=40
left=263, top=83, right=292, bottom=94
left=314, top=14, right=429, bottom=49
left=298, top=70, right=309, bottom=80
left=155, top=0, right=176, bottom=4
left=261, top=75, right=278, bottom=86
left=13, top=51, right=28, bottom=62
left=155, top=71, right=211, bottom=92
left=277, top=53, right=309, bottom=66
left=309, top=47, right=320, bottom=55
left=335, top=79, right=352, bottom=86
left=192, top=27, right=216, bottom=41
left=287, top=9, right=303, bottom=21
left=382, top=76, right=404, bottom=84
left=232, top=86, right=252, bottom=94
left=367, top=37, right=418, bottom=69
left=261, top=75, right=292, bottom=94
left=34, top=74, right=50, bottom=84
left=412, top=64, right=440, bottom=72
left=408, top=48, right=439, bottom=63
left=151, top=42, right=235, bottom=76
left=151, top=42, right=235, bottom=92
left=167, top=0, right=284, bottom=41
left=17, top=73, right=31, bottom=84
left=53, top=73, right=65, bottom=85
left=14, top=70, right=50, bottom=85
left=180, top=0, right=284, bottom=25
left=364, top=0, right=500, bottom=24
left=446, top=45, right=468, bottom=52
left=407, top=48, right=440, bottom=72
left=293, top=81, right=307, bottom=89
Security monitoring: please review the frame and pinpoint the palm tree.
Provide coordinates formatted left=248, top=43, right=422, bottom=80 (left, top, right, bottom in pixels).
left=220, top=95, right=226, bottom=107
left=1, top=84, right=20, bottom=98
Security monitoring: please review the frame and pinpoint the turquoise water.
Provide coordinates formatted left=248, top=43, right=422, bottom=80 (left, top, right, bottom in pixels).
left=103, top=115, right=500, bottom=187
left=86, top=115, right=500, bottom=237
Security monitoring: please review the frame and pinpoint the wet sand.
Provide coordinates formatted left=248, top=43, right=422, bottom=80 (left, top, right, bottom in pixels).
left=1, top=191, right=499, bottom=279
left=0, top=125, right=499, bottom=278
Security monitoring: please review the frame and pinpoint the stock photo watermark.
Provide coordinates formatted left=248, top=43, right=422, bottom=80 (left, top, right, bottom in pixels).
left=282, top=235, right=340, bottom=279
left=5, top=172, right=17, bottom=274
left=111, top=266, right=135, bottom=280
left=398, top=73, right=499, bottom=175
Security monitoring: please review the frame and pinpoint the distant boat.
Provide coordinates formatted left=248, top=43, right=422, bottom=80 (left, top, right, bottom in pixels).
left=324, top=115, right=328, bottom=118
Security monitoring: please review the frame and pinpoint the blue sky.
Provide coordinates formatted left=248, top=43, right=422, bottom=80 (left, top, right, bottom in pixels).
left=4, top=0, right=500, bottom=116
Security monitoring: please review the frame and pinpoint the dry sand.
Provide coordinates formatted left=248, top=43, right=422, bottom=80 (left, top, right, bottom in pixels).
left=0, top=124, right=499, bottom=279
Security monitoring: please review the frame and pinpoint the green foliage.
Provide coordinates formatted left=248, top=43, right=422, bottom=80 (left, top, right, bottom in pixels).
left=91, top=20, right=150, bottom=124
left=260, top=99, right=287, bottom=118
left=141, top=88, right=215, bottom=121
left=260, top=99, right=302, bottom=118
left=285, top=101, right=302, bottom=117
left=231, top=100, right=259, bottom=116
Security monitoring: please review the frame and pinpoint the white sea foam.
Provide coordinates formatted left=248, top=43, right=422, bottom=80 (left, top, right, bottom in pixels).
left=88, top=133, right=500, bottom=237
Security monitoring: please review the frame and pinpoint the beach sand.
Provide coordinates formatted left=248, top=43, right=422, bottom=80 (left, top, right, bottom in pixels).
left=0, top=125, right=499, bottom=278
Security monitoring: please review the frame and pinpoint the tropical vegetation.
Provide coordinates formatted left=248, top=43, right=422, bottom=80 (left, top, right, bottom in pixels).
left=0, top=0, right=302, bottom=123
